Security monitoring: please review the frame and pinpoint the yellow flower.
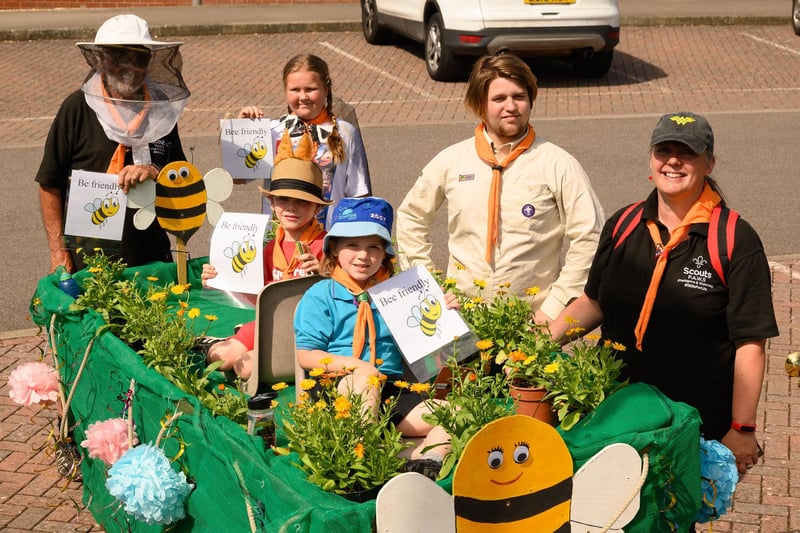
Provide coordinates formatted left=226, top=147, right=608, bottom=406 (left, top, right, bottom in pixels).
left=586, top=333, right=601, bottom=341
left=146, top=276, right=159, bottom=282
left=309, top=367, right=325, bottom=377
left=188, top=308, right=200, bottom=319
left=409, top=383, right=430, bottom=394
left=375, top=358, right=384, bottom=366
left=611, top=342, right=626, bottom=351
left=179, top=301, right=189, bottom=309
left=394, top=380, right=409, bottom=389
left=473, top=279, right=486, bottom=289
left=499, top=282, right=511, bottom=289
left=92, top=247, right=102, bottom=252
left=270, top=400, right=279, bottom=409
left=367, top=375, right=381, bottom=388
left=475, top=339, right=494, bottom=351
left=149, top=291, right=167, bottom=302
left=217, top=383, right=225, bottom=391
left=463, top=302, right=475, bottom=310
left=318, top=356, right=333, bottom=366
left=565, top=326, right=586, bottom=337
left=205, top=314, right=218, bottom=321
left=604, top=339, right=613, bottom=348
left=32, top=297, right=41, bottom=306
left=176, top=309, right=185, bottom=317
left=334, top=395, right=352, bottom=412
left=271, top=382, right=289, bottom=391
left=300, top=379, right=316, bottom=391
left=480, top=351, right=493, bottom=362
left=171, top=284, right=186, bottom=295
left=455, top=262, right=465, bottom=271
left=525, top=286, right=540, bottom=296
left=471, top=296, right=484, bottom=304
left=544, top=362, right=560, bottom=373
left=88, top=266, right=102, bottom=274
left=314, top=399, right=327, bottom=410
left=354, top=442, right=365, bottom=459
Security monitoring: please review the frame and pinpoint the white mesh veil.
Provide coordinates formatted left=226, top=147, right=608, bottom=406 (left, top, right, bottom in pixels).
left=78, top=38, right=190, bottom=165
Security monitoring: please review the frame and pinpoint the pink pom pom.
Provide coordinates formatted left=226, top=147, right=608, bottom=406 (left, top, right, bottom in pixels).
left=8, top=362, right=60, bottom=407
left=81, top=418, right=138, bottom=466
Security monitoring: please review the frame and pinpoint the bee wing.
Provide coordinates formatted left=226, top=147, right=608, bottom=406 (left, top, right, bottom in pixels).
left=206, top=201, right=225, bottom=226
left=133, top=206, right=156, bottom=230
left=376, top=472, right=455, bottom=533
left=84, top=198, right=101, bottom=212
left=204, top=168, right=233, bottom=203
left=570, top=443, right=642, bottom=532
left=126, top=179, right=155, bottom=209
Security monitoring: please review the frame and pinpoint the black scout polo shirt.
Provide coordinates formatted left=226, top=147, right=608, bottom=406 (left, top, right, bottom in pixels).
left=585, top=189, right=777, bottom=440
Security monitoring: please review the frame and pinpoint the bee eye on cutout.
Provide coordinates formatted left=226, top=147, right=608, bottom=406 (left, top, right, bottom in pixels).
left=513, top=443, right=530, bottom=464
left=167, top=169, right=179, bottom=182
left=487, top=448, right=504, bottom=469
left=179, top=166, right=190, bottom=178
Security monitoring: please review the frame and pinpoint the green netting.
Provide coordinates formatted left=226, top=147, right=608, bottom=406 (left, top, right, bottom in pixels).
left=558, top=382, right=702, bottom=532
left=30, top=259, right=701, bottom=532
left=31, top=259, right=377, bottom=533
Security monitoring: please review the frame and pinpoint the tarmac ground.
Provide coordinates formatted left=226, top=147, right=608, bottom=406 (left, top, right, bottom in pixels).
left=1, top=1, right=799, bottom=532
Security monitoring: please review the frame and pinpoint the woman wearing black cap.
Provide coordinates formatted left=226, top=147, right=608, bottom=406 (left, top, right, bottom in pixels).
left=549, top=112, right=777, bottom=477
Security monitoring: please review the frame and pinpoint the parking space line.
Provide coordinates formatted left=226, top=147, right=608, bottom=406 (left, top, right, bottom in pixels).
left=318, top=41, right=435, bottom=99
left=740, top=32, right=800, bottom=57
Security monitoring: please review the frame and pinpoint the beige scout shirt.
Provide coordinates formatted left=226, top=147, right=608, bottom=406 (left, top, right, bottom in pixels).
left=396, top=132, right=604, bottom=319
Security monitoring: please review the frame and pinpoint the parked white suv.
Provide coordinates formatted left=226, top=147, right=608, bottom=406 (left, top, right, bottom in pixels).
left=361, top=0, right=620, bottom=81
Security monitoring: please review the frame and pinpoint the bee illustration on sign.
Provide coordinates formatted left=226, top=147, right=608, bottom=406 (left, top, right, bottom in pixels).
left=225, top=235, right=258, bottom=274
left=84, top=192, right=120, bottom=227
left=407, top=291, right=443, bottom=337
left=238, top=138, right=268, bottom=171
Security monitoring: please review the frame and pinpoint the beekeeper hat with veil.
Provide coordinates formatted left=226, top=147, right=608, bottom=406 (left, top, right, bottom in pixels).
left=77, top=14, right=191, bottom=168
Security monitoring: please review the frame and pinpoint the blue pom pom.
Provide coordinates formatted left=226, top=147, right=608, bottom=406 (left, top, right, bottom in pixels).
left=106, top=443, right=194, bottom=525
left=694, top=438, right=738, bottom=523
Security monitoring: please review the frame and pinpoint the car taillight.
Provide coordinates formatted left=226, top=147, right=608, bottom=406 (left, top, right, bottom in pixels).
left=459, top=34, right=482, bottom=44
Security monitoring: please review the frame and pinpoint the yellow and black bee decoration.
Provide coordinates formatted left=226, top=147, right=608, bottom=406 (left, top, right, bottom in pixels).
left=84, top=193, right=120, bottom=227
left=238, top=138, right=269, bottom=170
left=376, top=416, right=643, bottom=533
left=128, top=162, right=233, bottom=283
left=225, top=236, right=258, bottom=274
left=407, top=292, right=443, bottom=337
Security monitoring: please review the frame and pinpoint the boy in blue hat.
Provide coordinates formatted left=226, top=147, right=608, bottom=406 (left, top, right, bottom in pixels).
left=294, top=196, right=454, bottom=478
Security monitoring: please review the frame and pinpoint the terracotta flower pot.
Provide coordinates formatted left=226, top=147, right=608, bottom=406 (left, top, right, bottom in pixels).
left=509, top=383, right=558, bottom=426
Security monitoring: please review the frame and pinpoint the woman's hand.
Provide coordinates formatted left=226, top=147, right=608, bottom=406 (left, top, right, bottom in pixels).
left=721, top=428, right=762, bottom=474
left=443, top=290, right=460, bottom=311
left=237, top=106, right=264, bottom=119
left=201, top=263, right=218, bottom=289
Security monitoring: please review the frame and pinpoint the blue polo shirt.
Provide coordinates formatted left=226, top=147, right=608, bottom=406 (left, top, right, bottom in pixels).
left=294, top=278, right=404, bottom=378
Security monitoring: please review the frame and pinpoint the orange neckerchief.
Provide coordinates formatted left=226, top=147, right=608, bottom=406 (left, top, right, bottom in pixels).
left=474, top=124, right=535, bottom=264
left=633, top=183, right=721, bottom=350
left=103, top=81, right=151, bottom=174
left=306, top=107, right=330, bottom=126
left=329, top=264, right=391, bottom=365
left=272, top=222, right=325, bottom=277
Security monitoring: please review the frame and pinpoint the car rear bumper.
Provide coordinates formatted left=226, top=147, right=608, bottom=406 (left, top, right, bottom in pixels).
left=441, top=25, right=619, bottom=56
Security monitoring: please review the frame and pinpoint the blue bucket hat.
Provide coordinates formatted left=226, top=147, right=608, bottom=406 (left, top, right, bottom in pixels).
left=323, top=197, right=395, bottom=257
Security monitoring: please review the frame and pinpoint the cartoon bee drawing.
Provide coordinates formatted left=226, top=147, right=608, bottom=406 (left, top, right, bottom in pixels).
left=407, top=292, right=443, bottom=337
left=84, top=193, right=120, bottom=227
left=224, top=236, right=257, bottom=274
left=238, top=138, right=268, bottom=170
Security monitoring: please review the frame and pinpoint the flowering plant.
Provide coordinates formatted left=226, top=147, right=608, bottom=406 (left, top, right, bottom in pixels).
left=494, top=324, right=562, bottom=387
left=279, top=358, right=407, bottom=495
left=421, top=351, right=515, bottom=479
left=69, top=248, right=249, bottom=424
left=532, top=329, right=628, bottom=430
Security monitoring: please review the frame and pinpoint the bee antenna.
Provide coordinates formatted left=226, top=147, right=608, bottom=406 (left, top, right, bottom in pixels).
left=189, top=146, right=195, bottom=164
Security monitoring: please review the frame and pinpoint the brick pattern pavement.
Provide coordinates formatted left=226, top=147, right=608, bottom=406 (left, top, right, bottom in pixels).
left=2, top=26, right=800, bottom=147
left=1, top=256, right=798, bottom=531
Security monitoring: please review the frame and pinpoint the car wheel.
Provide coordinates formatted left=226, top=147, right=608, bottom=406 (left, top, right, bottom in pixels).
left=424, top=12, right=462, bottom=81
left=362, top=0, right=389, bottom=44
left=572, top=50, right=614, bottom=78
left=793, top=0, right=800, bottom=35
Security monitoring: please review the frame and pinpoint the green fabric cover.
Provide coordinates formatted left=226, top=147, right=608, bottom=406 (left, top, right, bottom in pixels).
left=31, top=259, right=701, bottom=532
left=558, top=382, right=702, bottom=532
left=31, top=259, right=377, bottom=533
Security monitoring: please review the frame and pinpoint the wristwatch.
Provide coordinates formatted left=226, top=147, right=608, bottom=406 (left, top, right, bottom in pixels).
left=731, top=421, right=756, bottom=432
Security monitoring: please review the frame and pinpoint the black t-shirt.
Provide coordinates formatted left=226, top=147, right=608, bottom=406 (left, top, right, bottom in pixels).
left=35, top=89, right=186, bottom=268
left=585, top=190, right=778, bottom=439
